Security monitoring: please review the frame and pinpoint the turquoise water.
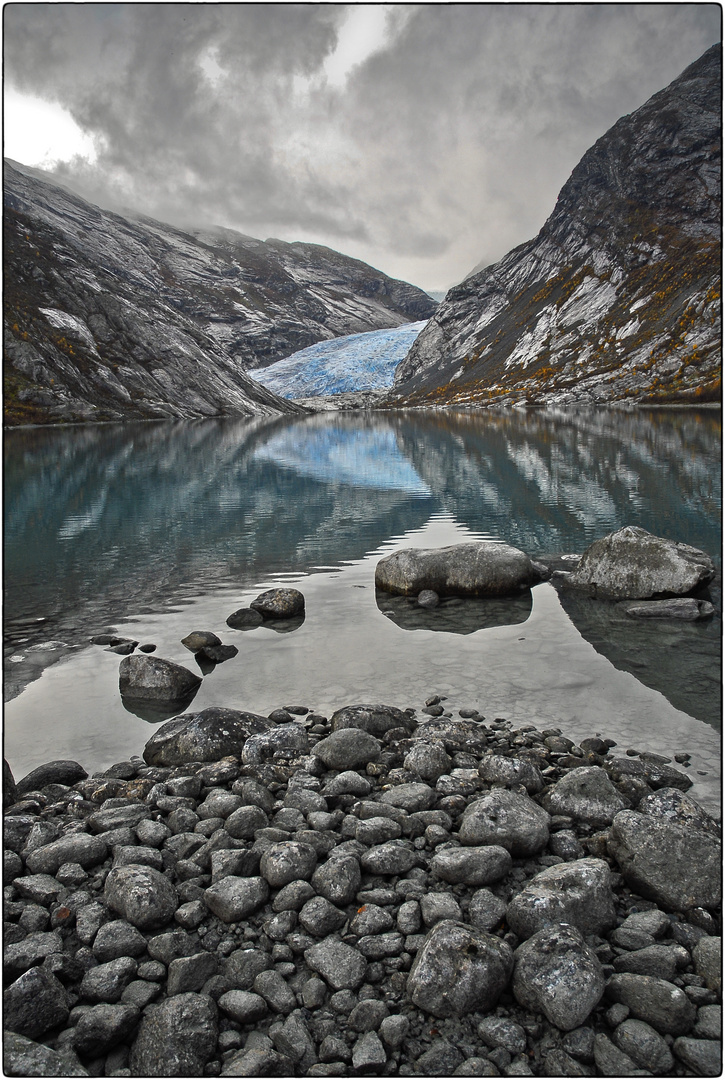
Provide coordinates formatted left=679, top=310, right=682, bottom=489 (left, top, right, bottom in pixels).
left=4, top=407, right=721, bottom=809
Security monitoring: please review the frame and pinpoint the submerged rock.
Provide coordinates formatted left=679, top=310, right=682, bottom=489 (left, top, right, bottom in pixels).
left=623, top=597, right=715, bottom=620
left=375, top=542, right=546, bottom=598
left=565, top=526, right=715, bottom=600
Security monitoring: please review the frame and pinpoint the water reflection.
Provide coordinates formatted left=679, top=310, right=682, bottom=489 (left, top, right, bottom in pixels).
left=5, top=408, right=720, bottom=725
left=376, top=591, right=532, bottom=634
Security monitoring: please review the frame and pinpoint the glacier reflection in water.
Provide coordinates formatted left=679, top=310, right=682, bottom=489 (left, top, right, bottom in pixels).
left=4, top=408, right=721, bottom=803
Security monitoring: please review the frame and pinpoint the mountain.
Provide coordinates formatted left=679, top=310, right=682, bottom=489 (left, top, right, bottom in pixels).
left=252, top=321, right=428, bottom=399
left=391, top=45, right=721, bottom=408
left=3, top=162, right=436, bottom=425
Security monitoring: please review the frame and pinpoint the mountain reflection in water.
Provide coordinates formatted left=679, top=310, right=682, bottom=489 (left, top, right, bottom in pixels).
left=4, top=408, right=720, bottom=748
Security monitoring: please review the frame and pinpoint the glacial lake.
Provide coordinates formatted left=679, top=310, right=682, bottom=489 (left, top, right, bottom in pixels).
left=4, top=407, right=722, bottom=813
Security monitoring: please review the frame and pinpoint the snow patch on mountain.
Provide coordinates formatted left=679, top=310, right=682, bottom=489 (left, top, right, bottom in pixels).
left=251, top=321, right=429, bottom=399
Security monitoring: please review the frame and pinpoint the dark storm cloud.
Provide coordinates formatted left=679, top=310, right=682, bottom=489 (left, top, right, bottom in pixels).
left=4, top=4, right=720, bottom=289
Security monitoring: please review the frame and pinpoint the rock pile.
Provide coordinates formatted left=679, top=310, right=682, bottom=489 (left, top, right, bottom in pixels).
left=3, top=701, right=721, bottom=1077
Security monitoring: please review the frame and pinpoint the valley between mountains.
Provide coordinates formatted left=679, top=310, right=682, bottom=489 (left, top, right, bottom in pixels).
left=3, top=44, right=721, bottom=425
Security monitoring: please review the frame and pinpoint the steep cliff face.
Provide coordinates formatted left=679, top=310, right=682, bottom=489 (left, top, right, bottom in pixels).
left=392, top=45, right=721, bottom=408
left=3, top=163, right=436, bottom=425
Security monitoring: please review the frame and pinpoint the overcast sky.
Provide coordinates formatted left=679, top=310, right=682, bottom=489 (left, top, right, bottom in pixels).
left=4, top=4, right=720, bottom=291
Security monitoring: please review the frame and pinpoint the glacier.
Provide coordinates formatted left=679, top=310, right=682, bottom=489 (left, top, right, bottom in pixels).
left=250, top=321, right=429, bottom=398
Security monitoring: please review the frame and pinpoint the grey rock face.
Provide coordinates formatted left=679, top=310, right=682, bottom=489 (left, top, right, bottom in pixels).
left=607, top=809, right=721, bottom=911
left=4, top=966, right=70, bottom=1038
left=305, top=938, right=367, bottom=991
left=313, top=727, right=381, bottom=769
left=431, top=844, right=512, bottom=886
left=203, top=875, right=269, bottom=922
left=458, top=789, right=551, bottom=856
left=407, top=919, right=514, bottom=1018
left=566, top=527, right=716, bottom=600
left=506, top=858, right=616, bottom=940
left=129, top=992, right=218, bottom=1076
left=605, top=973, right=697, bottom=1036
left=513, top=924, right=605, bottom=1031
left=118, top=653, right=201, bottom=702
left=250, top=588, right=305, bottom=618
left=330, top=703, right=414, bottom=736
left=540, top=766, right=627, bottom=826
left=637, top=786, right=721, bottom=836
left=143, top=706, right=271, bottom=765
left=104, top=864, right=178, bottom=929
left=392, top=47, right=720, bottom=409
left=375, top=542, right=545, bottom=598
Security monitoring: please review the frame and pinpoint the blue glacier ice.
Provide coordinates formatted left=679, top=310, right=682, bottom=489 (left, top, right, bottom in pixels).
left=250, top=321, right=429, bottom=398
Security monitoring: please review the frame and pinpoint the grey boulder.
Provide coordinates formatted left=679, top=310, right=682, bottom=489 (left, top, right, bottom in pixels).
left=607, top=809, right=721, bottom=911
left=250, top=588, right=305, bottom=618
left=203, top=876, right=269, bottom=922
left=478, top=753, right=544, bottom=794
left=605, top=973, right=696, bottom=1036
left=25, top=833, right=108, bottom=875
left=104, top=865, right=178, bottom=929
left=539, top=766, right=628, bottom=826
left=129, top=992, right=218, bottom=1076
left=180, top=630, right=221, bottom=651
left=330, top=703, right=415, bottom=736
left=407, top=920, right=513, bottom=1018
left=3, top=1032, right=87, bottom=1077
left=506, top=858, right=617, bottom=940
left=513, top=923, right=605, bottom=1030
left=431, top=845, right=512, bottom=886
left=305, top=939, right=367, bottom=991
left=565, top=526, right=715, bottom=600
left=118, top=654, right=201, bottom=701
left=458, top=789, right=550, bottom=857
left=15, top=759, right=87, bottom=797
left=313, top=727, right=381, bottom=769
left=143, top=707, right=271, bottom=765
left=375, top=542, right=546, bottom=597
left=4, top=966, right=70, bottom=1039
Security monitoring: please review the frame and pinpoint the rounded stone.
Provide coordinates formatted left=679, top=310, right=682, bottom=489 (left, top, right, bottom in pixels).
left=613, top=1018, right=674, bottom=1074
left=203, top=876, right=269, bottom=922
left=313, top=728, right=381, bottom=770
left=506, top=857, right=617, bottom=940
left=458, top=789, right=550, bottom=857
left=129, top=992, right=218, bottom=1075
left=360, top=840, right=417, bottom=875
left=250, top=588, right=305, bottom=619
left=118, top=654, right=202, bottom=701
left=540, top=766, right=627, bottom=826
left=305, top=939, right=367, bottom=991
left=407, top=920, right=514, bottom=1018
left=104, top=865, right=178, bottom=930
left=513, top=923, right=605, bottom=1031
left=260, top=841, right=318, bottom=887
left=181, top=631, right=221, bottom=652
left=431, top=845, right=512, bottom=886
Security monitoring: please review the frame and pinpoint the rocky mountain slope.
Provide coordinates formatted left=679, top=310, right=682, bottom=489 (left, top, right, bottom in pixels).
left=391, top=45, right=721, bottom=408
left=3, top=162, right=436, bottom=425
left=252, top=322, right=428, bottom=399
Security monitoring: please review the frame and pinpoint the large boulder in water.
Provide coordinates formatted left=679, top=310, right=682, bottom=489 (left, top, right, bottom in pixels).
left=119, top=655, right=201, bottom=702
left=250, top=588, right=305, bottom=619
left=375, top=542, right=547, bottom=598
left=565, top=526, right=715, bottom=600
left=143, top=707, right=272, bottom=766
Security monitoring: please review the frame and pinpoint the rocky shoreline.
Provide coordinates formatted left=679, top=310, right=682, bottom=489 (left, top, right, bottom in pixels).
left=3, top=698, right=722, bottom=1078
